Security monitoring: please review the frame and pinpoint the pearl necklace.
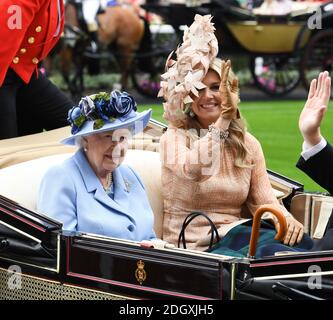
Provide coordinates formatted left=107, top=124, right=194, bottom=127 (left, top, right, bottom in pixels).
left=103, top=172, right=113, bottom=194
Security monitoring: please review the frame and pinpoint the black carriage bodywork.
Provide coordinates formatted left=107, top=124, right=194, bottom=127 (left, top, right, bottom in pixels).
left=0, top=194, right=230, bottom=300
left=141, top=0, right=333, bottom=97
left=1, top=194, right=333, bottom=300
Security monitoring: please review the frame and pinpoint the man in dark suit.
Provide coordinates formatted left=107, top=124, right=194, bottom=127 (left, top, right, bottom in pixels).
left=0, top=0, right=73, bottom=139
left=296, top=70, right=333, bottom=250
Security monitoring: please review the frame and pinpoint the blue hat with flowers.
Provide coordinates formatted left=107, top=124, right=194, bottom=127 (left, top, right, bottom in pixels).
left=61, top=90, right=151, bottom=145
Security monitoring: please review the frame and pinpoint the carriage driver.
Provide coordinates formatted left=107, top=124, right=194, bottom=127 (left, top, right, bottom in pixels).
left=74, top=0, right=107, bottom=53
left=0, top=0, right=73, bottom=139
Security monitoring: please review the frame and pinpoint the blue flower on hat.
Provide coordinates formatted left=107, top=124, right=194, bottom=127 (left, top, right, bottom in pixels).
left=67, top=106, right=85, bottom=135
left=95, top=98, right=111, bottom=122
left=109, top=91, right=137, bottom=118
left=67, top=90, right=137, bottom=134
left=80, top=96, right=97, bottom=120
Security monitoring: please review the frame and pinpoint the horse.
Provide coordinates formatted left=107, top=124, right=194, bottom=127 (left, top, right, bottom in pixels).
left=58, top=1, right=146, bottom=98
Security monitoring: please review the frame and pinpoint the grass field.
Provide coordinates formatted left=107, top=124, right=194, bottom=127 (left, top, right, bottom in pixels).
left=137, top=100, right=333, bottom=193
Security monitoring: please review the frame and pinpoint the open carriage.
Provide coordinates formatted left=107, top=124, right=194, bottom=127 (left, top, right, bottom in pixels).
left=136, top=0, right=333, bottom=97
left=1, top=120, right=333, bottom=300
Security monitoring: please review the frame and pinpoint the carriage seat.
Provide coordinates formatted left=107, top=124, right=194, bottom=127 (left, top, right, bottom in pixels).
left=0, top=149, right=165, bottom=239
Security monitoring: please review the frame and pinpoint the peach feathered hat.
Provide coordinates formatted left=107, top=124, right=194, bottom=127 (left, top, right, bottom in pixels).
left=158, top=14, right=219, bottom=124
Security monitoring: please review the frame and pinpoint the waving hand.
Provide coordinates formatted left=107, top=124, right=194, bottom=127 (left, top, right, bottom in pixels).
left=299, top=71, right=331, bottom=146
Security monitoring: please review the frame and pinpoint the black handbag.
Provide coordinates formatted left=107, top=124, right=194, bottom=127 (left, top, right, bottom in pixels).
left=178, top=211, right=221, bottom=250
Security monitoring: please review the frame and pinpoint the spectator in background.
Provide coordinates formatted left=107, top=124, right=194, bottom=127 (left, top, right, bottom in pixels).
left=253, top=0, right=293, bottom=15
left=78, top=0, right=104, bottom=52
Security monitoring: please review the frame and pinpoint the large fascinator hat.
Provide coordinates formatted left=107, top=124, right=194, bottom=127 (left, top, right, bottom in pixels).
left=158, top=14, right=219, bottom=125
left=61, top=90, right=151, bottom=145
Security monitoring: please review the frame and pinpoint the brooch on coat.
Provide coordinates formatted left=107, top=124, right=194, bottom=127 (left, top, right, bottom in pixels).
left=124, top=179, right=132, bottom=193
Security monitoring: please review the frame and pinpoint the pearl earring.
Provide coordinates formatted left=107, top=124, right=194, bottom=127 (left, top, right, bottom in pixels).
left=189, top=110, right=195, bottom=118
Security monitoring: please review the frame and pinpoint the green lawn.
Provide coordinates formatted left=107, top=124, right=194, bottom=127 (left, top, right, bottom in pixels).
left=138, top=101, right=333, bottom=192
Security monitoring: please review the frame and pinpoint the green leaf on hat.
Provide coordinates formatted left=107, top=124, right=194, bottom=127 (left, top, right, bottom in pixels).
left=94, top=92, right=110, bottom=101
left=73, top=114, right=86, bottom=128
left=93, top=119, right=105, bottom=130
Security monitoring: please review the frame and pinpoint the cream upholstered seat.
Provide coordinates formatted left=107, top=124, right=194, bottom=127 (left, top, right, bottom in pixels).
left=0, top=149, right=165, bottom=239
left=0, top=153, right=69, bottom=211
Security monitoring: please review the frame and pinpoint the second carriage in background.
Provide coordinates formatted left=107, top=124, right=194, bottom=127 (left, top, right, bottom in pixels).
left=141, top=0, right=333, bottom=97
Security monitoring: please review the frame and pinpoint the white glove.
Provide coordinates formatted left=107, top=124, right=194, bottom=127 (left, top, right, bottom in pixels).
left=140, top=239, right=175, bottom=249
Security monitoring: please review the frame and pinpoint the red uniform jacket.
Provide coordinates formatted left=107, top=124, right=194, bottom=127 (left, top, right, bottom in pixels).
left=0, top=0, right=64, bottom=86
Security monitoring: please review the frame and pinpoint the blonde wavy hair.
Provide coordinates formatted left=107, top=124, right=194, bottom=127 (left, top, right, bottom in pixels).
left=182, top=58, right=251, bottom=168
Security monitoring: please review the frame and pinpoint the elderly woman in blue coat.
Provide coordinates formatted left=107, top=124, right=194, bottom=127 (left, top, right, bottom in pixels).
left=37, top=91, right=159, bottom=244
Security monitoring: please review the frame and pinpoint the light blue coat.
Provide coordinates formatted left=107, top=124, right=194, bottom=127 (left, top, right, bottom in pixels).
left=37, top=149, right=156, bottom=241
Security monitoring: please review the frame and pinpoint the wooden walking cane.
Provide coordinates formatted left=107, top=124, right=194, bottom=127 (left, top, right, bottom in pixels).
left=248, top=205, right=288, bottom=258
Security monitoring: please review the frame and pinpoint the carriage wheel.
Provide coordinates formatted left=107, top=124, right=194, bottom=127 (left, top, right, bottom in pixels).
left=300, top=29, right=333, bottom=91
left=249, top=55, right=301, bottom=96
left=131, top=24, right=180, bottom=98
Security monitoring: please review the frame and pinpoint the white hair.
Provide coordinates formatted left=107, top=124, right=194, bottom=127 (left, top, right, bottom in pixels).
left=74, top=136, right=85, bottom=149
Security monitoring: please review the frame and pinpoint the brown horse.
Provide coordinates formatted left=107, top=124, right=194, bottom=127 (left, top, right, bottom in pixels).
left=59, top=2, right=145, bottom=97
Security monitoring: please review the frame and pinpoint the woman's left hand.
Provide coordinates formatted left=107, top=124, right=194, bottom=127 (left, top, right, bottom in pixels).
left=273, top=215, right=304, bottom=246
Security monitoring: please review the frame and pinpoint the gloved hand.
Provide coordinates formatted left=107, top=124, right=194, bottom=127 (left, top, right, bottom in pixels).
left=219, top=60, right=240, bottom=120
left=140, top=239, right=175, bottom=249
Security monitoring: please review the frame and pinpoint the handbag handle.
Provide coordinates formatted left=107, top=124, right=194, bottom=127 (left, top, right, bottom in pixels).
left=178, top=211, right=221, bottom=250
